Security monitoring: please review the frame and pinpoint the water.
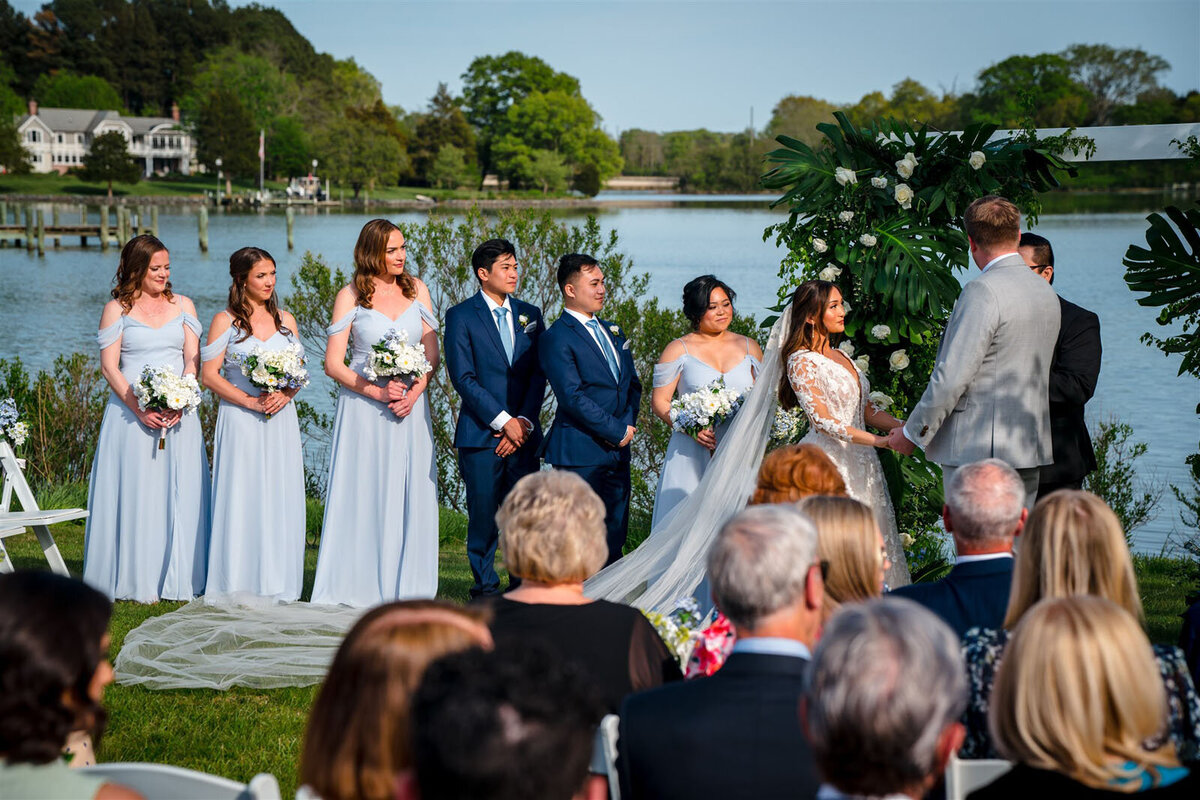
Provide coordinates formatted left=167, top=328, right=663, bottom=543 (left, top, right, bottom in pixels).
left=1, top=198, right=1195, bottom=553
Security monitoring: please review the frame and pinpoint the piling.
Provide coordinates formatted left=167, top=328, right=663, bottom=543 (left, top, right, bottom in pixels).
left=51, top=207, right=60, bottom=248
left=0, top=201, right=6, bottom=225
left=150, top=206, right=159, bottom=238
left=24, top=207, right=34, bottom=252
left=286, top=207, right=295, bottom=250
left=198, top=206, right=209, bottom=253
left=79, top=205, right=86, bottom=224
left=100, top=205, right=110, bottom=252
left=36, top=209, right=45, bottom=256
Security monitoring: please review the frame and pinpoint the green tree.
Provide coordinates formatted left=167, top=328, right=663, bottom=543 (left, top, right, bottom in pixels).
left=619, top=129, right=665, bottom=175
left=526, top=148, right=569, bottom=194
left=410, top=83, right=476, bottom=185
left=427, top=143, right=474, bottom=190
left=1062, top=43, right=1170, bottom=125
left=32, top=71, right=122, bottom=110
left=0, top=114, right=31, bottom=173
left=78, top=130, right=140, bottom=198
left=181, top=46, right=300, bottom=131
left=574, top=162, right=601, bottom=197
left=768, top=95, right=838, bottom=147
left=193, top=87, right=258, bottom=194
left=964, top=53, right=1091, bottom=127
left=267, top=114, right=310, bottom=179
left=0, top=61, right=23, bottom=118
left=491, top=89, right=622, bottom=187
left=315, top=114, right=405, bottom=199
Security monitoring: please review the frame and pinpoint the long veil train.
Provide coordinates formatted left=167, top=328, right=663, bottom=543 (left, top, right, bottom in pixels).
left=115, top=308, right=793, bottom=689
left=583, top=306, right=791, bottom=613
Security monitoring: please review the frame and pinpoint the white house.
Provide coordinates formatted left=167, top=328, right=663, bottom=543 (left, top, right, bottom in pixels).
left=16, top=101, right=195, bottom=176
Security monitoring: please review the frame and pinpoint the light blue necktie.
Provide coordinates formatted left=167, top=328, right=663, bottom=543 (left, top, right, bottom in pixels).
left=494, top=307, right=514, bottom=364
left=586, top=318, right=620, bottom=379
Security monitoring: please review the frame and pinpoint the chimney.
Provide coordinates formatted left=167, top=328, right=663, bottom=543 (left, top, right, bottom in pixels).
left=170, top=102, right=180, bottom=122
left=28, top=99, right=37, bottom=116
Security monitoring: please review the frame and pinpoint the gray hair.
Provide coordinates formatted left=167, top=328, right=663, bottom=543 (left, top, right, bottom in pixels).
left=707, top=504, right=818, bottom=631
left=806, top=598, right=967, bottom=796
left=945, top=458, right=1025, bottom=545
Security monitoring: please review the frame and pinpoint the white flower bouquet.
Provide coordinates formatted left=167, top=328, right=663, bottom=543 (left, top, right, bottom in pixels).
left=642, top=598, right=703, bottom=667
left=229, top=342, right=309, bottom=418
left=134, top=365, right=202, bottom=450
left=669, top=377, right=744, bottom=439
left=364, top=328, right=433, bottom=384
left=770, top=406, right=807, bottom=445
left=0, top=398, right=29, bottom=448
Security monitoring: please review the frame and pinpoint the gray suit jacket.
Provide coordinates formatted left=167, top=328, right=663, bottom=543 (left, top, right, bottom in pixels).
left=906, top=254, right=1060, bottom=469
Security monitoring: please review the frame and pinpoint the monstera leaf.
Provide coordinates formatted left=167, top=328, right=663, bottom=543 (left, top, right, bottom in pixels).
left=1124, top=205, right=1200, bottom=381
left=864, top=218, right=966, bottom=327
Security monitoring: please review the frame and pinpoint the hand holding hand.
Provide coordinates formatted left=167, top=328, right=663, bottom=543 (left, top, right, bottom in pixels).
left=500, top=417, right=528, bottom=448
left=618, top=425, right=636, bottom=448
left=695, top=427, right=717, bottom=451
left=259, top=391, right=290, bottom=416
left=385, top=379, right=408, bottom=401
left=136, top=407, right=168, bottom=429
left=886, top=426, right=916, bottom=456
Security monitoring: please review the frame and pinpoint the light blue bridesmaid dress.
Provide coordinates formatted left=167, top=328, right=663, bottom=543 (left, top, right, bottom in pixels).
left=201, top=313, right=307, bottom=600
left=651, top=338, right=760, bottom=528
left=83, top=312, right=211, bottom=603
left=310, top=301, right=439, bottom=607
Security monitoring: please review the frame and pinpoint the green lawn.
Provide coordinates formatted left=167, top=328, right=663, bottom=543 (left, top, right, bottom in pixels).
left=2, top=518, right=1192, bottom=796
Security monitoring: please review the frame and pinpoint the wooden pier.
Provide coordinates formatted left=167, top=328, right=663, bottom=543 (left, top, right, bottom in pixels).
left=0, top=202, right=156, bottom=256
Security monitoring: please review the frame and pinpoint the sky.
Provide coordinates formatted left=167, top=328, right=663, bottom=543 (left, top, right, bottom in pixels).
left=13, top=0, right=1200, bottom=133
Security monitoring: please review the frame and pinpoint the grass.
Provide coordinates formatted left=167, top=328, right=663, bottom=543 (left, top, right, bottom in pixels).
left=2, top=514, right=1193, bottom=795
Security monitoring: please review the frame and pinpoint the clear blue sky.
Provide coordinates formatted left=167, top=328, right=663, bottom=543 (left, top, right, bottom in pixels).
left=13, top=0, right=1200, bottom=133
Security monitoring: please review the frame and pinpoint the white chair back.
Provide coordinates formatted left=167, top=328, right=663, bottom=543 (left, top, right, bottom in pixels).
left=0, top=439, right=81, bottom=574
left=944, top=754, right=1013, bottom=800
left=80, top=763, right=281, bottom=800
left=600, top=713, right=621, bottom=800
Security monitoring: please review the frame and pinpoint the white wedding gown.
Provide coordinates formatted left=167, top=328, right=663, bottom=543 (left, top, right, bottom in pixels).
left=786, top=350, right=910, bottom=587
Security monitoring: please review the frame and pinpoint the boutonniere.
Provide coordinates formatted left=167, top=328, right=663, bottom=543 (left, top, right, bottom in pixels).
left=608, top=324, right=620, bottom=337
left=520, top=315, right=537, bottom=333
left=518, top=313, right=530, bottom=327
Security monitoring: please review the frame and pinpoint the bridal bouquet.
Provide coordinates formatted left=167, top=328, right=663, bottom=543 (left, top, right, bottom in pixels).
left=364, top=328, right=432, bottom=383
left=770, top=406, right=807, bottom=445
left=229, top=343, right=309, bottom=418
left=134, top=365, right=202, bottom=450
left=0, top=398, right=28, bottom=448
left=642, top=598, right=703, bottom=667
left=669, top=378, right=744, bottom=438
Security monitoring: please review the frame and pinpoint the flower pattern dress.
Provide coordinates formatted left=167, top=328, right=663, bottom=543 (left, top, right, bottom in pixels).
left=961, top=626, right=1200, bottom=762
left=787, top=349, right=908, bottom=587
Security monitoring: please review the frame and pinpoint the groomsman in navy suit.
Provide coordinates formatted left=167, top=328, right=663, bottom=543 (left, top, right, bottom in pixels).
left=445, top=239, right=546, bottom=598
left=540, top=254, right=642, bottom=565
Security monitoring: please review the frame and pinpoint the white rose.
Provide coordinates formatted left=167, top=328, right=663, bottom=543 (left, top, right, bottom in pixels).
left=894, top=182, right=914, bottom=210
left=819, top=266, right=842, bottom=282
left=895, top=152, right=919, bottom=179
left=871, top=176, right=888, bottom=189
left=837, top=340, right=855, bottom=357
left=868, top=390, right=893, bottom=409
left=812, top=238, right=828, bottom=253
left=969, top=150, right=986, bottom=170
left=854, top=355, right=870, bottom=372
left=834, top=166, right=858, bottom=186
left=901, top=533, right=915, bottom=548
left=871, top=324, right=891, bottom=340
left=859, top=233, right=877, bottom=247
left=888, top=349, right=910, bottom=371
left=838, top=210, right=855, bottom=223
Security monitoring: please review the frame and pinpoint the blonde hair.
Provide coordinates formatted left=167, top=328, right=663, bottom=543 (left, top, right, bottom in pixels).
left=990, top=596, right=1176, bottom=791
left=751, top=444, right=847, bottom=505
left=1003, top=490, right=1140, bottom=629
left=798, top=496, right=882, bottom=622
left=497, top=470, right=608, bottom=583
left=300, top=600, right=492, bottom=800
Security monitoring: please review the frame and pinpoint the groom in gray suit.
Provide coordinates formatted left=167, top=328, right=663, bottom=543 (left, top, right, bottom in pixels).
left=888, top=195, right=1060, bottom=509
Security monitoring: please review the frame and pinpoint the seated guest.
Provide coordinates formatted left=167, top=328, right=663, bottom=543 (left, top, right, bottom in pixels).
left=970, top=596, right=1200, bottom=798
left=797, top=495, right=885, bottom=623
left=618, top=504, right=824, bottom=799
left=0, top=571, right=142, bottom=800
left=892, top=458, right=1024, bottom=637
left=961, top=490, right=1200, bottom=762
left=401, top=644, right=607, bottom=800
left=1180, top=599, right=1200, bottom=691
left=750, top=443, right=847, bottom=505
left=299, top=600, right=493, bottom=800
left=482, top=470, right=680, bottom=713
left=806, top=598, right=966, bottom=800
left=686, top=444, right=846, bottom=677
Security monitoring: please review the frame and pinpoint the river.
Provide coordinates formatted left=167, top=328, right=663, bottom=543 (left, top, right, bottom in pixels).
left=0, top=193, right=1195, bottom=553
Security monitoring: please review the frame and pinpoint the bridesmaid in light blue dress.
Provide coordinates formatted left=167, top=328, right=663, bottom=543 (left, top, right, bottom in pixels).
left=311, top=220, right=440, bottom=607
left=201, top=247, right=306, bottom=600
left=84, top=235, right=210, bottom=603
left=651, top=276, right=762, bottom=527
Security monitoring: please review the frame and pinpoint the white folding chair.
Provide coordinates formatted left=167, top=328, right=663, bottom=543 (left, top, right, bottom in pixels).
left=80, top=763, right=281, bottom=800
left=0, top=440, right=80, bottom=575
left=599, top=713, right=621, bottom=800
left=944, top=753, right=1013, bottom=800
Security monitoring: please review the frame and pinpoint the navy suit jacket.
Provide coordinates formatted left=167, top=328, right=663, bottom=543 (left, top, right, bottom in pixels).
left=539, top=313, right=642, bottom=467
left=617, top=652, right=820, bottom=800
left=891, top=556, right=1015, bottom=639
left=444, top=293, right=546, bottom=450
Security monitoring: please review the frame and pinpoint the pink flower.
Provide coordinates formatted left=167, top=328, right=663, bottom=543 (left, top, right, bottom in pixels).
left=684, top=612, right=737, bottom=679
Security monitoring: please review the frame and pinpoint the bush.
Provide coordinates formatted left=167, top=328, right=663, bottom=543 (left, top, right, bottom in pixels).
left=1084, top=418, right=1162, bottom=543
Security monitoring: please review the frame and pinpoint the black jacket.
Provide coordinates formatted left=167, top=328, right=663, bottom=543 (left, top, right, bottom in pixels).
left=1041, top=296, right=1101, bottom=487
left=891, top=557, right=1014, bottom=639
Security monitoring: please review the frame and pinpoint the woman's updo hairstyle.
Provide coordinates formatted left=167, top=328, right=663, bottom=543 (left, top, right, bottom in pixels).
left=682, top=275, right=736, bottom=330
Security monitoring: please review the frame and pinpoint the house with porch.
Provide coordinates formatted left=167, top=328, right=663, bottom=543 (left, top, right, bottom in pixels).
left=16, top=101, right=195, bottom=176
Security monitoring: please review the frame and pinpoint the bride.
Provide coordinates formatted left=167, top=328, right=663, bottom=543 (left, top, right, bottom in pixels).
left=779, top=280, right=909, bottom=587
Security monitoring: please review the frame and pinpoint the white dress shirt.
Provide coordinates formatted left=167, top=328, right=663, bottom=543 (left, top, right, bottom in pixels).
left=479, top=291, right=528, bottom=432
left=564, top=307, right=620, bottom=373
left=730, top=636, right=811, bottom=660
left=954, top=552, right=1013, bottom=565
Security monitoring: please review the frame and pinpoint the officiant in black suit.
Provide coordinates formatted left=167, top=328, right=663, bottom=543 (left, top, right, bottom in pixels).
left=1018, top=233, right=1102, bottom=498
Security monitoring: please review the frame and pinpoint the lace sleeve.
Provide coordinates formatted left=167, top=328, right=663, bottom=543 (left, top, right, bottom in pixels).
left=787, top=352, right=852, bottom=442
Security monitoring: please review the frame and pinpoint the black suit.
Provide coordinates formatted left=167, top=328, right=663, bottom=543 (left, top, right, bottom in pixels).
left=1039, top=296, right=1101, bottom=496
left=890, top=557, right=1014, bottom=639
left=617, top=651, right=820, bottom=800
